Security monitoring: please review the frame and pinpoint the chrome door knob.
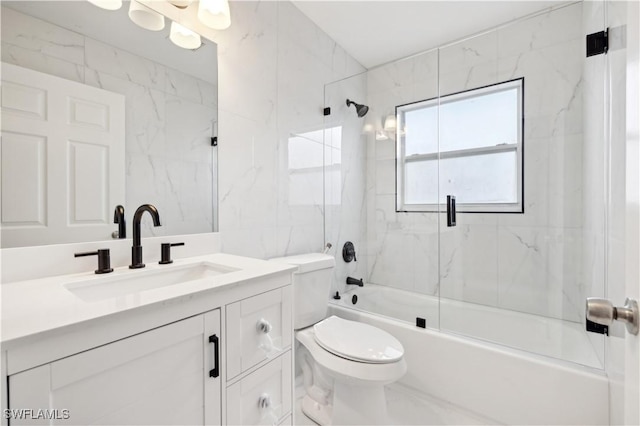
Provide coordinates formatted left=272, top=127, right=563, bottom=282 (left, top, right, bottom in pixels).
left=586, top=297, right=639, bottom=335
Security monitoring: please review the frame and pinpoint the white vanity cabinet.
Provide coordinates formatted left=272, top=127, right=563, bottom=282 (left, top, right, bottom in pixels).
left=2, top=253, right=295, bottom=426
left=8, top=310, right=222, bottom=426
left=225, top=287, right=293, bottom=425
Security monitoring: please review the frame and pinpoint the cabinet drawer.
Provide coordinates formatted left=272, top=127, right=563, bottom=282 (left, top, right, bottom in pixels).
left=226, top=352, right=292, bottom=426
left=226, top=286, right=292, bottom=378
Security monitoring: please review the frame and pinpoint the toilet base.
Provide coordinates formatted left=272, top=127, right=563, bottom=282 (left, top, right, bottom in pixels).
left=301, top=381, right=390, bottom=426
left=302, top=394, right=332, bottom=425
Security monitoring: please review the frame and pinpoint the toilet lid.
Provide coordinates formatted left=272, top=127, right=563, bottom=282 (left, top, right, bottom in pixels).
left=313, top=316, right=404, bottom=364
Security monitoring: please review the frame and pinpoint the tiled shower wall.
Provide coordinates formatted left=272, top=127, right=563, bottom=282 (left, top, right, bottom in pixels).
left=364, top=3, right=591, bottom=323
left=213, top=2, right=365, bottom=261
left=1, top=6, right=217, bottom=238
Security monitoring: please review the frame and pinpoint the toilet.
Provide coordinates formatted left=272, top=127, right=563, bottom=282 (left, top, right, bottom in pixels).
left=271, top=253, right=406, bottom=425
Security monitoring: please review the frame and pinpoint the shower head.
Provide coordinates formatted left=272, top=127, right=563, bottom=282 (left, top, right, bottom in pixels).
left=346, top=99, right=369, bottom=117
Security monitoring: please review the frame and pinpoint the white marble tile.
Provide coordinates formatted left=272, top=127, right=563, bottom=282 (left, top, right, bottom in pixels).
left=1, top=7, right=85, bottom=65
left=440, top=224, right=499, bottom=307
left=439, top=60, right=499, bottom=97
left=1, top=43, right=85, bottom=83
left=410, top=230, right=440, bottom=296
left=497, top=2, right=583, bottom=59
left=497, top=226, right=550, bottom=316
left=165, top=95, right=216, bottom=162
left=163, top=159, right=214, bottom=236
left=165, top=67, right=218, bottom=109
left=496, top=226, right=583, bottom=321
left=85, top=70, right=167, bottom=157
left=219, top=227, right=278, bottom=260
left=85, top=38, right=165, bottom=91
left=547, top=134, right=584, bottom=229
left=217, top=109, right=278, bottom=235
left=216, top=1, right=278, bottom=128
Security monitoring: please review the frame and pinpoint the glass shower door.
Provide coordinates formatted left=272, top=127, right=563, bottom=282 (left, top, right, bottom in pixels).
left=437, top=2, right=607, bottom=369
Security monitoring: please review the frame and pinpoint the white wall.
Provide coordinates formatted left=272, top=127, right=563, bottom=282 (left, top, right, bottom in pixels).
left=212, top=2, right=364, bottom=259
left=364, top=3, right=591, bottom=324
left=1, top=6, right=217, bottom=240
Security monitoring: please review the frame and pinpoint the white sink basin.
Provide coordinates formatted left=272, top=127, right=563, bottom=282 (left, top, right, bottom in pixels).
left=65, top=262, right=239, bottom=302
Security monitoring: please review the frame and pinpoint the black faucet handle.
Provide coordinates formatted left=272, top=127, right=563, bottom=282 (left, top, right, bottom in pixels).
left=75, top=249, right=113, bottom=274
left=159, top=242, right=185, bottom=265
left=113, top=205, right=126, bottom=239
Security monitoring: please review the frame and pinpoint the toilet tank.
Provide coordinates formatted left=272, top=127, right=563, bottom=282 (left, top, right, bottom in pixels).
left=270, top=253, right=335, bottom=330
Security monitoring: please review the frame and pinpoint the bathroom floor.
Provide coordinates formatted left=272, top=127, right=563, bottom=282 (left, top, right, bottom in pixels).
left=294, top=380, right=497, bottom=425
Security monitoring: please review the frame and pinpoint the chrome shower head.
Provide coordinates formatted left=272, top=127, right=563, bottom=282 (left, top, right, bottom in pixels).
left=346, top=99, right=369, bottom=117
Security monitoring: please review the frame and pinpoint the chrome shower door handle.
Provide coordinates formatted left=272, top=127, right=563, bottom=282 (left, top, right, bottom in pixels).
left=586, top=297, right=639, bottom=335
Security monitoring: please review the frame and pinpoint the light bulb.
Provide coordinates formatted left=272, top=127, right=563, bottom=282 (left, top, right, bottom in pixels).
left=384, top=115, right=397, bottom=132
left=198, top=0, right=231, bottom=30
left=129, top=1, right=165, bottom=31
left=170, top=21, right=202, bottom=49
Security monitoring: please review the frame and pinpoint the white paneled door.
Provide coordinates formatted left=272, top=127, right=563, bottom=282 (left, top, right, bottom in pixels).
left=1, top=62, right=125, bottom=247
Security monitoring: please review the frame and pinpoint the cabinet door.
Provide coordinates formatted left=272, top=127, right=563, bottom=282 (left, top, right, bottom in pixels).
left=8, top=311, right=221, bottom=426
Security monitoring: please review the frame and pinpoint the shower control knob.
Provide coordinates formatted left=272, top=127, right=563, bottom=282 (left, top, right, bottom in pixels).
left=586, top=297, right=639, bottom=335
left=256, top=318, right=272, bottom=334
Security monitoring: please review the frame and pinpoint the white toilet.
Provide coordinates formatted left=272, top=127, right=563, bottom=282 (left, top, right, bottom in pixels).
left=271, top=253, right=406, bottom=426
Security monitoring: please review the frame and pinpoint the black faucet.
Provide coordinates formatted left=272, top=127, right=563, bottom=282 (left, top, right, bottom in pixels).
left=346, top=277, right=364, bottom=287
left=113, top=205, right=126, bottom=239
left=129, top=204, right=161, bottom=269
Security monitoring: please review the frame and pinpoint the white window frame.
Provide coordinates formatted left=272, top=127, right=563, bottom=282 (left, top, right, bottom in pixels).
left=396, top=78, right=524, bottom=214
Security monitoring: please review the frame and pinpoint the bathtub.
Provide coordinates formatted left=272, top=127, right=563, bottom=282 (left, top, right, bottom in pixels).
left=329, top=284, right=609, bottom=425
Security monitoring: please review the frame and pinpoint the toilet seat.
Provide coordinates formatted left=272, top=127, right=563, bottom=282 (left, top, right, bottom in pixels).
left=296, top=326, right=407, bottom=385
left=313, top=316, right=404, bottom=364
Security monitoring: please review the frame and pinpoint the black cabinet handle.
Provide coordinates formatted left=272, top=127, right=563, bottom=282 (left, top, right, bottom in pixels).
left=447, top=195, right=456, bottom=227
left=208, top=334, right=219, bottom=378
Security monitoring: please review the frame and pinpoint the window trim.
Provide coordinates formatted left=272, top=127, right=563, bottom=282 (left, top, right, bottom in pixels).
left=395, top=77, right=524, bottom=214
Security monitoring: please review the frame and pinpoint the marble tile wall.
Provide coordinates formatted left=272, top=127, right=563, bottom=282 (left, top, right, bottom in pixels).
left=363, top=3, right=597, bottom=323
left=210, top=1, right=365, bottom=266
left=1, top=6, right=217, bottom=238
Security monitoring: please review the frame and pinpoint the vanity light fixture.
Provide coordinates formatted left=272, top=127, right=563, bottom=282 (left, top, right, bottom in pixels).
left=198, top=0, right=231, bottom=30
left=384, top=114, right=397, bottom=132
left=129, top=1, right=165, bottom=31
left=170, top=21, right=202, bottom=49
left=87, top=0, right=122, bottom=11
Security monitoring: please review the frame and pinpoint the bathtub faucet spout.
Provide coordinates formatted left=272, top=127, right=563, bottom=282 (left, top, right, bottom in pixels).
left=346, top=277, right=364, bottom=287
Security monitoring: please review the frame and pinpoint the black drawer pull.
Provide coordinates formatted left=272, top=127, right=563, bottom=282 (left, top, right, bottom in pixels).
left=209, top=334, right=219, bottom=378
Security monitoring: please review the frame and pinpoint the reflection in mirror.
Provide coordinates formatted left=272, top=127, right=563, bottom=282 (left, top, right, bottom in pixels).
left=1, top=1, right=218, bottom=248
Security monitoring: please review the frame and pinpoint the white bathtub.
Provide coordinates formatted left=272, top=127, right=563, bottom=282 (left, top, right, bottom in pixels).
left=329, top=285, right=609, bottom=425
left=333, top=284, right=603, bottom=369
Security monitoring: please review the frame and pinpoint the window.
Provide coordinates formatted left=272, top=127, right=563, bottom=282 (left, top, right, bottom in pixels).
left=396, top=78, right=524, bottom=213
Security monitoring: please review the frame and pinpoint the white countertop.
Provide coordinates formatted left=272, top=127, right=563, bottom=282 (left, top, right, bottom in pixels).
left=1, top=253, right=295, bottom=346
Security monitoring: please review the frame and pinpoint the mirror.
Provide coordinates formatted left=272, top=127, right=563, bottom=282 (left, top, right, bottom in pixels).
left=1, top=1, right=218, bottom=248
